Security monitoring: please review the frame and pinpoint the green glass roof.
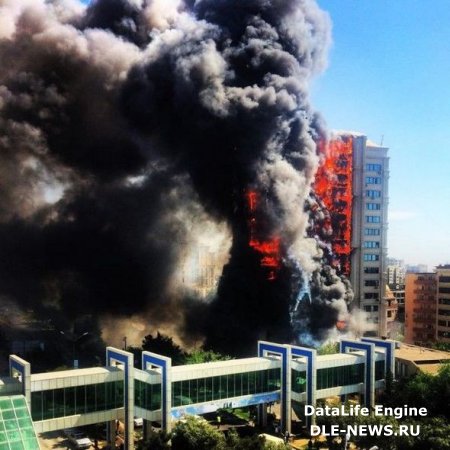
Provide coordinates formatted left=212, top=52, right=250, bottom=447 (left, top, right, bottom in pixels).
left=0, top=395, right=40, bottom=450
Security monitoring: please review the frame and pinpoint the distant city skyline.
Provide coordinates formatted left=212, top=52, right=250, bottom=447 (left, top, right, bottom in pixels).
left=313, top=0, right=450, bottom=269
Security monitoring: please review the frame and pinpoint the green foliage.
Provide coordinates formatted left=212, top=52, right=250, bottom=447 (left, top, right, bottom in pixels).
left=141, top=332, right=186, bottom=365
left=184, top=348, right=232, bottom=364
left=317, top=406, right=398, bottom=450
left=431, top=342, right=450, bottom=352
left=386, top=363, right=450, bottom=419
left=137, top=430, right=171, bottom=450
left=171, top=416, right=226, bottom=450
left=317, top=342, right=339, bottom=355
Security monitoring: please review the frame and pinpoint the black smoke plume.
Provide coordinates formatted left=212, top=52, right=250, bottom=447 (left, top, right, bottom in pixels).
left=0, top=0, right=353, bottom=356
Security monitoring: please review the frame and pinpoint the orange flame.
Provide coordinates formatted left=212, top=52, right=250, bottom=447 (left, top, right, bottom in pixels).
left=314, top=138, right=353, bottom=276
left=246, top=189, right=281, bottom=280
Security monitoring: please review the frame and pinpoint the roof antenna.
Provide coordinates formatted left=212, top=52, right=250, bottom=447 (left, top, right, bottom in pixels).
left=380, top=134, right=384, bottom=146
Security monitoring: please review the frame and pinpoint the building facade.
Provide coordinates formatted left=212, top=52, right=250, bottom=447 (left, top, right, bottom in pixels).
left=348, top=134, right=389, bottom=335
left=405, top=272, right=437, bottom=345
left=315, top=133, right=389, bottom=335
left=436, top=265, right=450, bottom=343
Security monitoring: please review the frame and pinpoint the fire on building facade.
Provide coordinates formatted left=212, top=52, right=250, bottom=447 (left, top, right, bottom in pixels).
left=315, top=133, right=390, bottom=336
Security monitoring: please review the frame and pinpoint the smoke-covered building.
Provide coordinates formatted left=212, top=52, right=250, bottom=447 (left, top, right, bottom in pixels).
left=436, top=265, right=450, bottom=343
left=316, top=133, right=389, bottom=335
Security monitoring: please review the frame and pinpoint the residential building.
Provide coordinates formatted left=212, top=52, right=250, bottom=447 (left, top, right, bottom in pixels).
left=349, top=134, right=389, bottom=335
left=406, top=264, right=428, bottom=273
left=379, top=286, right=399, bottom=339
left=405, top=272, right=437, bottom=345
left=386, top=259, right=406, bottom=323
left=436, top=264, right=450, bottom=343
left=316, top=133, right=389, bottom=335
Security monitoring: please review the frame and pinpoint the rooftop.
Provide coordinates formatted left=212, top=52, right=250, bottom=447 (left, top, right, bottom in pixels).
left=395, top=343, right=450, bottom=375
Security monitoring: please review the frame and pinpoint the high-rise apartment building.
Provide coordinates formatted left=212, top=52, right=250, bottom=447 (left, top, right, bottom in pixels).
left=386, top=258, right=406, bottom=322
left=316, top=133, right=389, bottom=336
left=436, top=265, right=450, bottom=343
left=405, top=272, right=437, bottom=345
left=349, top=134, right=389, bottom=336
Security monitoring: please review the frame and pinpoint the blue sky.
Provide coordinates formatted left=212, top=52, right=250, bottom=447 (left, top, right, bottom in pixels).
left=313, top=0, right=450, bottom=269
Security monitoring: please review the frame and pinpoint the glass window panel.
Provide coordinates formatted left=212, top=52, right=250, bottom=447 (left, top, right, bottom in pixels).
left=151, top=383, right=161, bottom=411
left=11, top=398, right=24, bottom=409
left=190, top=379, right=198, bottom=404
left=0, top=399, right=11, bottom=410
left=227, top=374, right=235, bottom=398
left=2, top=409, right=15, bottom=420
left=53, top=389, right=64, bottom=418
left=115, top=381, right=124, bottom=407
left=96, top=384, right=106, bottom=411
left=248, top=372, right=256, bottom=394
left=172, top=381, right=182, bottom=407
left=197, top=378, right=205, bottom=403
left=85, top=384, right=96, bottom=413
left=134, top=380, right=142, bottom=408
left=242, top=372, right=249, bottom=396
left=234, top=374, right=242, bottom=397
left=75, top=385, right=86, bottom=414
left=10, top=440, right=24, bottom=450
left=31, top=392, right=42, bottom=420
left=204, top=377, right=213, bottom=402
left=42, top=390, right=54, bottom=420
left=17, top=418, right=32, bottom=430
left=219, top=375, right=227, bottom=399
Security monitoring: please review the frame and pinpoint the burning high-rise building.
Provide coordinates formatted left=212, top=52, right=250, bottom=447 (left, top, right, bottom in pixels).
left=2, top=0, right=360, bottom=356
left=315, top=133, right=390, bottom=336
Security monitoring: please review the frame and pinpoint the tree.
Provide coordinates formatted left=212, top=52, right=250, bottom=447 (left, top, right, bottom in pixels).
left=136, top=430, right=171, bottom=450
left=317, top=342, right=339, bottom=355
left=171, top=416, right=226, bottom=450
left=184, top=349, right=232, bottom=364
left=141, top=332, right=186, bottom=365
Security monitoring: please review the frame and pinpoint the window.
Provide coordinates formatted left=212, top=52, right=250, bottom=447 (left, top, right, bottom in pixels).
left=365, top=280, right=379, bottom=287
left=439, top=276, right=450, bottom=283
left=364, top=241, right=380, bottom=248
left=438, top=309, right=450, bottom=316
left=364, top=267, right=379, bottom=274
left=365, top=176, right=381, bottom=184
left=292, top=370, right=307, bottom=394
left=364, top=293, right=379, bottom=300
left=31, top=381, right=123, bottom=421
left=438, top=298, right=450, bottom=305
left=171, top=368, right=281, bottom=407
left=317, top=364, right=364, bottom=389
left=373, top=305, right=379, bottom=311
left=364, top=254, right=379, bottom=261
left=364, top=306, right=371, bottom=312
left=366, top=203, right=381, bottom=210
left=366, top=215, right=381, bottom=223
left=375, top=360, right=385, bottom=380
left=366, top=163, right=382, bottom=172
left=366, top=190, right=381, bottom=199
left=439, top=287, right=450, bottom=294
left=365, top=228, right=381, bottom=236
